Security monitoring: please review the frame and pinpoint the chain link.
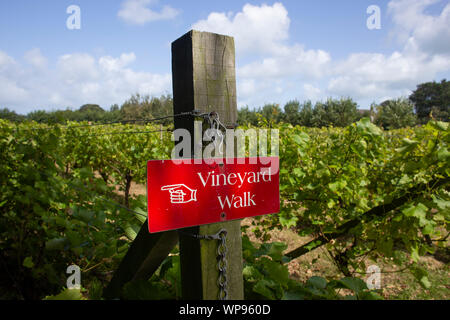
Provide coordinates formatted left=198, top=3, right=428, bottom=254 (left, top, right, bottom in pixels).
left=216, top=229, right=228, bottom=300
left=178, top=228, right=229, bottom=300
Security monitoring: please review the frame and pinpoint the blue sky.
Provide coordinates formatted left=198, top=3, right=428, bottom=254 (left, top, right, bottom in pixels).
left=1, top=0, right=449, bottom=114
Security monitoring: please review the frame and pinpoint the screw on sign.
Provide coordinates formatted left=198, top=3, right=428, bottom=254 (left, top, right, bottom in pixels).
left=147, top=157, right=279, bottom=233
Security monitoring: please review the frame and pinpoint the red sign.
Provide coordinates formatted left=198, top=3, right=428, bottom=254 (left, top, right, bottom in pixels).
left=147, top=157, right=279, bottom=233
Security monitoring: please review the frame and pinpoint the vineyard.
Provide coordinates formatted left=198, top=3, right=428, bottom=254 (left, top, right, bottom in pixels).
left=0, top=117, right=448, bottom=300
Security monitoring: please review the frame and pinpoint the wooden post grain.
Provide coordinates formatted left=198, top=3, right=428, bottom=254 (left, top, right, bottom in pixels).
left=172, top=30, right=244, bottom=300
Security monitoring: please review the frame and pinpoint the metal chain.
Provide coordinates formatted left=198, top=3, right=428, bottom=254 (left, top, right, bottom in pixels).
left=178, top=228, right=229, bottom=300
left=216, top=229, right=228, bottom=300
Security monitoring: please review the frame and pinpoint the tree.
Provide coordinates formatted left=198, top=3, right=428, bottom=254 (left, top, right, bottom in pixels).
left=0, top=108, right=25, bottom=122
left=77, top=104, right=105, bottom=122
left=374, top=98, right=417, bottom=129
left=298, top=101, right=314, bottom=127
left=78, top=104, right=104, bottom=113
left=409, top=79, right=449, bottom=123
left=27, top=110, right=56, bottom=124
left=120, top=94, right=143, bottom=120
left=312, top=98, right=359, bottom=127
left=237, top=106, right=259, bottom=125
left=260, top=103, right=282, bottom=126
left=119, top=94, right=173, bottom=123
left=282, top=100, right=300, bottom=125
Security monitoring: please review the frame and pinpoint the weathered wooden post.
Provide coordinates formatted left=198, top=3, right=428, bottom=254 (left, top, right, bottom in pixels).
left=172, top=30, right=244, bottom=300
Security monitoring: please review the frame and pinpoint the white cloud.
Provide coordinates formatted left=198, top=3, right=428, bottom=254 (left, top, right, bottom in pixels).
left=0, top=51, right=30, bottom=106
left=99, top=53, right=136, bottom=72
left=193, top=3, right=331, bottom=106
left=0, top=50, right=171, bottom=113
left=24, top=48, right=47, bottom=69
left=238, top=45, right=330, bottom=80
left=0, top=51, right=15, bottom=68
left=215, top=0, right=450, bottom=108
left=388, top=0, right=450, bottom=55
left=0, top=51, right=19, bottom=75
left=326, top=52, right=450, bottom=105
left=57, top=53, right=99, bottom=84
left=118, top=0, right=179, bottom=25
left=0, top=76, right=30, bottom=106
left=326, top=0, right=450, bottom=104
left=303, top=84, right=321, bottom=101
left=192, top=2, right=290, bottom=56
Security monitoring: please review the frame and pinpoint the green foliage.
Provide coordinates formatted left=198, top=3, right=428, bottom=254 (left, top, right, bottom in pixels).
left=0, top=115, right=447, bottom=299
left=409, top=79, right=449, bottom=123
left=273, top=117, right=449, bottom=286
left=242, top=236, right=382, bottom=300
left=43, top=288, right=85, bottom=300
left=282, top=100, right=301, bottom=125
left=374, top=98, right=417, bottom=129
left=120, top=93, right=173, bottom=125
left=122, top=253, right=181, bottom=300
left=238, top=106, right=259, bottom=126
left=0, top=108, right=25, bottom=122
left=311, top=97, right=359, bottom=127
left=0, top=120, right=148, bottom=299
left=4, top=94, right=174, bottom=125
left=239, top=98, right=360, bottom=128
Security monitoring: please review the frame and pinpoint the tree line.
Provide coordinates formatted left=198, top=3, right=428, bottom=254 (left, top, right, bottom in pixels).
left=1, top=79, right=448, bottom=129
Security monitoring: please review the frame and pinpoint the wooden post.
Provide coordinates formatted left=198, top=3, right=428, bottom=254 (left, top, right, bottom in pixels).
left=172, top=30, right=244, bottom=300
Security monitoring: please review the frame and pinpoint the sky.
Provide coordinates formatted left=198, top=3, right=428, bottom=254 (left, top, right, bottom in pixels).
left=0, top=0, right=449, bottom=114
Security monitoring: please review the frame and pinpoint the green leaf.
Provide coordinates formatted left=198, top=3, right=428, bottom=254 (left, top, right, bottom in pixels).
left=293, top=167, right=304, bottom=178
left=410, top=266, right=431, bottom=289
left=265, top=261, right=289, bottom=286
left=402, top=203, right=428, bottom=226
left=279, top=212, right=298, bottom=229
left=22, top=256, right=34, bottom=269
left=293, top=132, right=310, bottom=146
left=437, top=148, right=449, bottom=161
left=306, top=276, right=327, bottom=289
left=419, top=276, right=431, bottom=289
left=331, top=277, right=367, bottom=294
left=402, top=138, right=419, bottom=145
left=45, top=238, right=67, bottom=251
left=410, top=245, right=420, bottom=262
left=243, top=265, right=263, bottom=281
left=304, top=240, right=322, bottom=251
left=357, top=291, right=384, bottom=300
left=356, top=118, right=382, bottom=136
left=428, top=121, right=448, bottom=131
left=328, top=180, right=347, bottom=193
left=432, top=195, right=450, bottom=210
left=267, top=242, right=288, bottom=262
left=253, top=279, right=277, bottom=300
left=282, top=290, right=305, bottom=300
left=44, top=288, right=84, bottom=300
